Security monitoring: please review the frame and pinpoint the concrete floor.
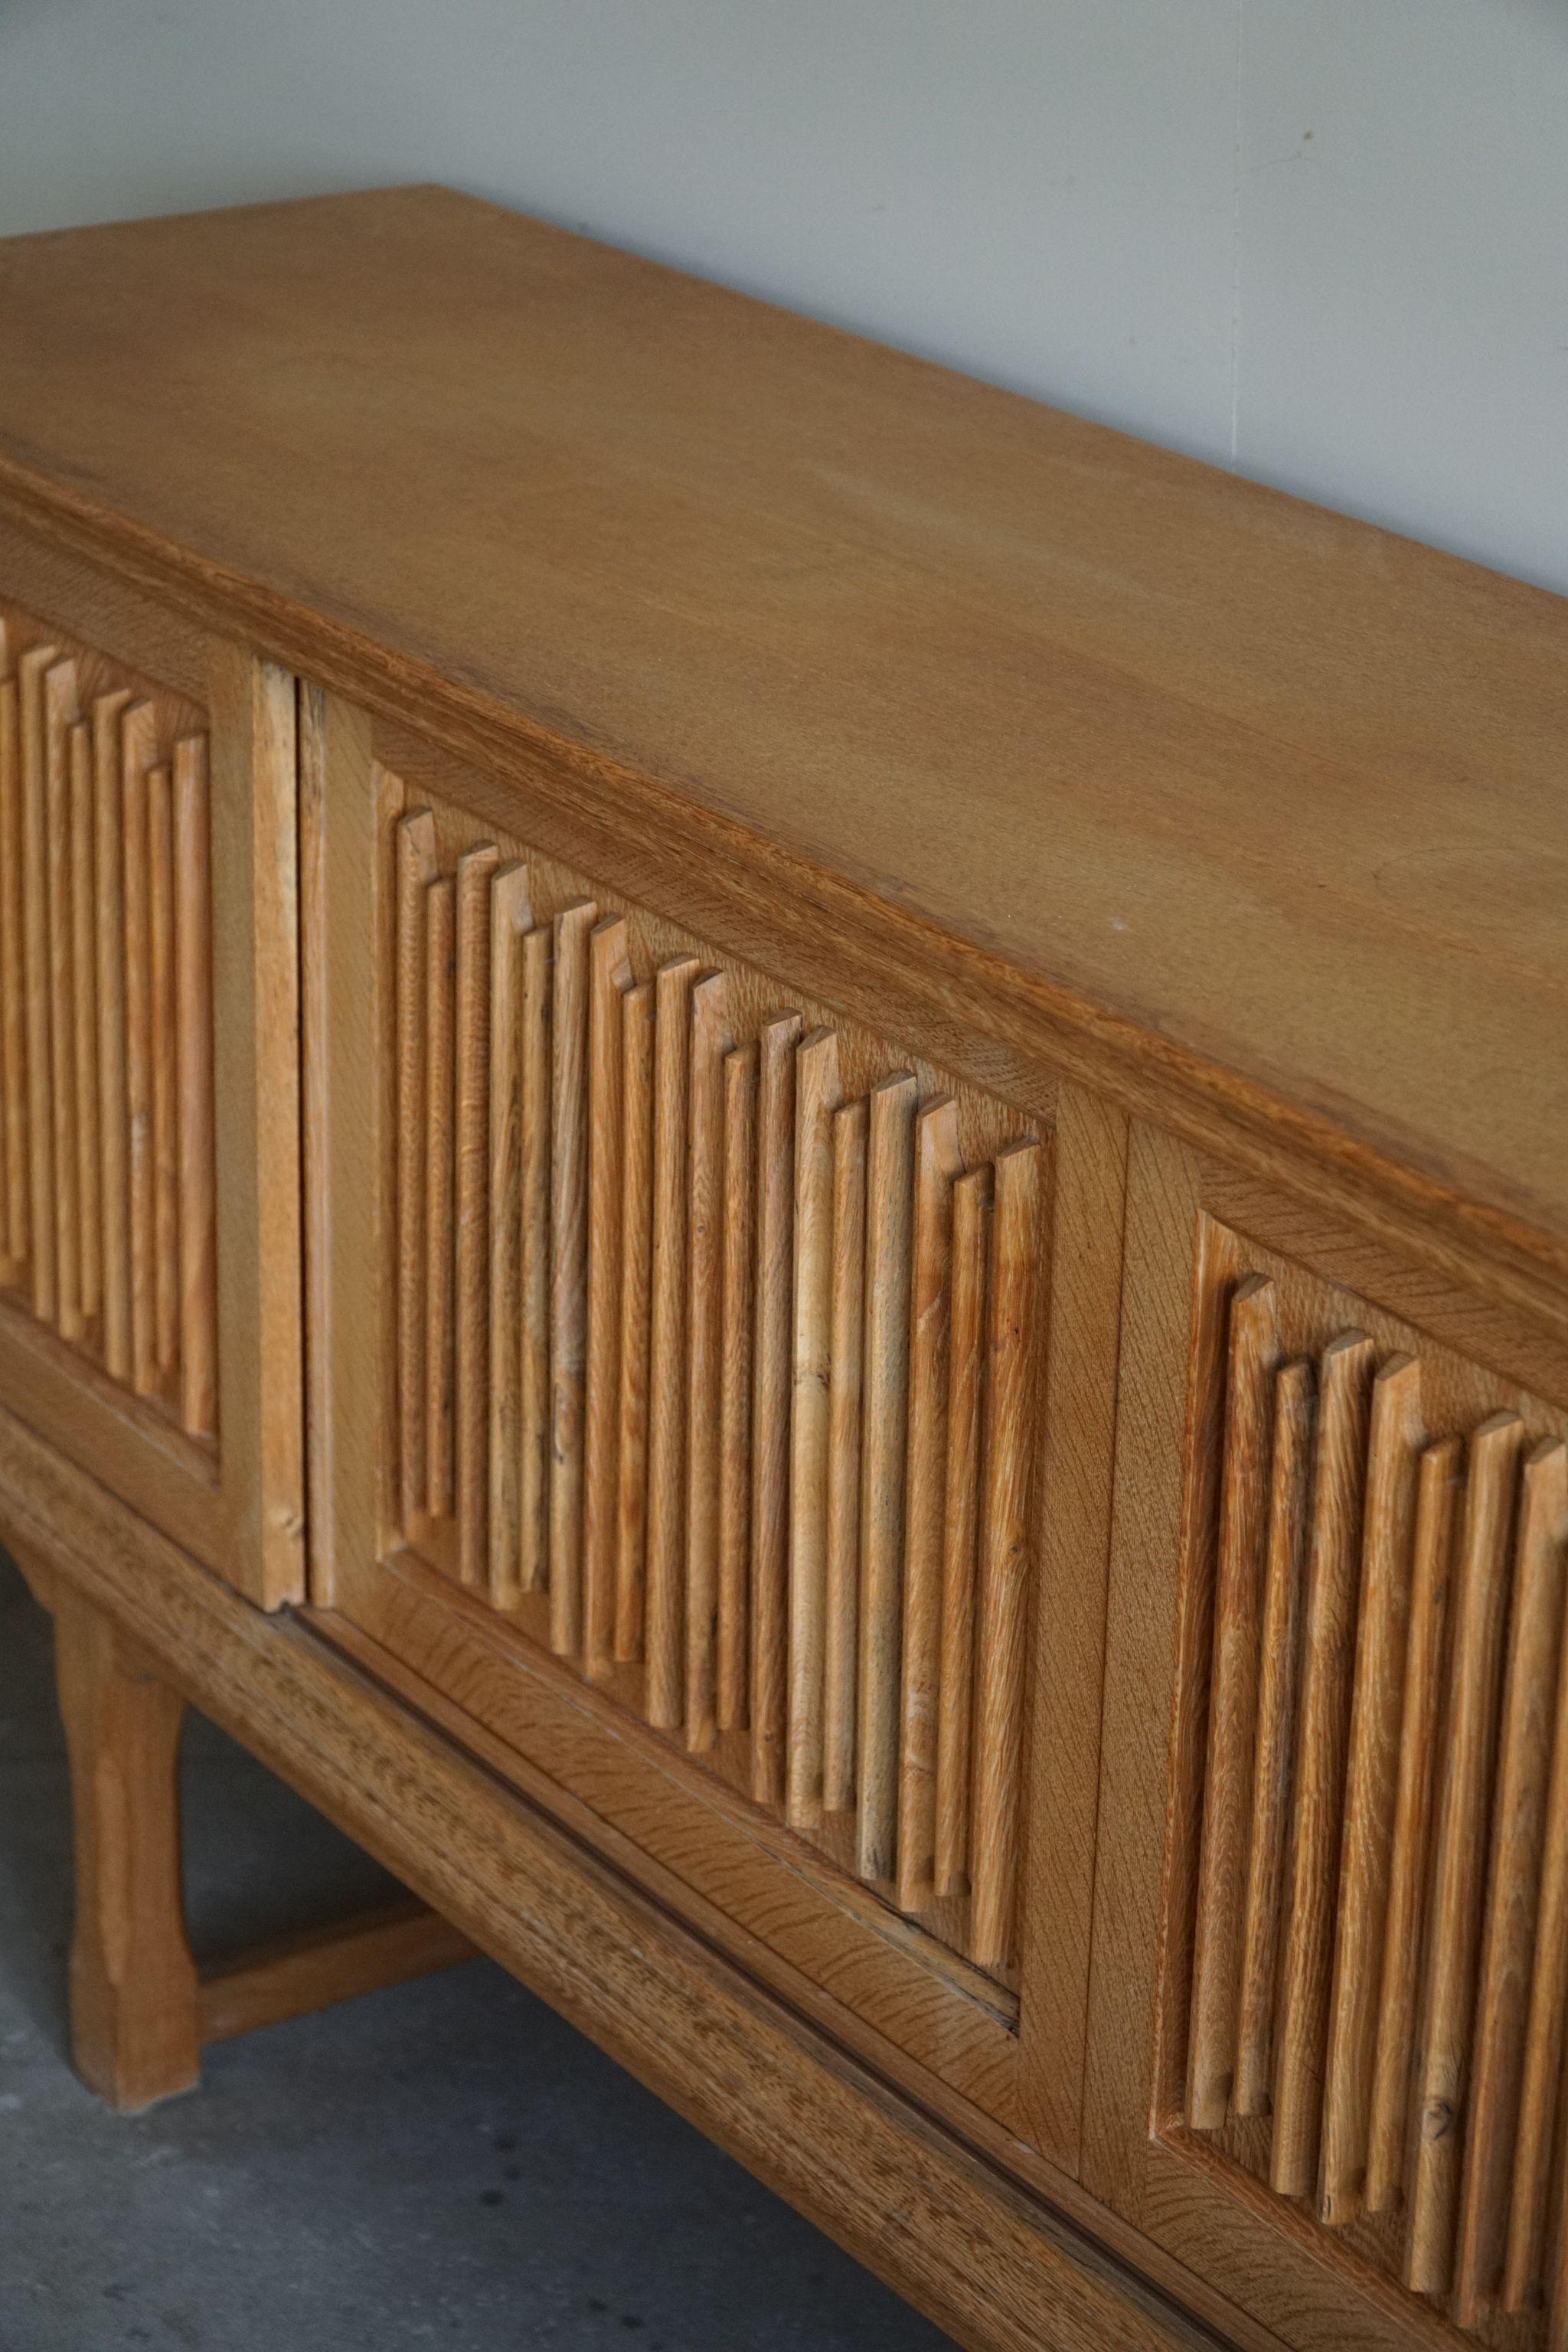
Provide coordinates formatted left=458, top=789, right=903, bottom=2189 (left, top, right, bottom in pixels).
left=0, top=1556, right=956, bottom=2351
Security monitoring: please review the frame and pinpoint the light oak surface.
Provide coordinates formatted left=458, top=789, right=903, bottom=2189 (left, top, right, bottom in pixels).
left=0, top=189, right=1563, bottom=1316
left=3, top=185, right=1566, bottom=2352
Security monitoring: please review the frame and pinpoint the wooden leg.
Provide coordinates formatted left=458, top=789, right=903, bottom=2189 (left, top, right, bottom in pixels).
left=31, top=1571, right=473, bottom=2109
left=51, top=1581, right=202, bottom=2112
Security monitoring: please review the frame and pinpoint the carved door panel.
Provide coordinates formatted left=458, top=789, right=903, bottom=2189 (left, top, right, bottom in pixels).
left=1086, top=1122, right=1568, bottom=2352
left=302, top=691, right=1122, bottom=2165
left=0, top=524, right=302, bottom=1603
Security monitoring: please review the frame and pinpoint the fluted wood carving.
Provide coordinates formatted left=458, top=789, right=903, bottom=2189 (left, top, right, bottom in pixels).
left=386, top=785, right=1045, bottom=1978
left=1184, top=1263, right=1568, bottom=2344
left=0, top=606, right=216, bottom=1440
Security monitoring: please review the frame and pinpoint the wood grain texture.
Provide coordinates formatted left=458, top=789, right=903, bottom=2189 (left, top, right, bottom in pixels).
left=1188, top=1273, right=1279, bottom=2132
left=1453, top=1438, right=1568, bottom=2322
left=45, top=661, right=82, bottom=1343
left=936, top=1164, right=989, bottom=1900
left=1365, top=1436, right=1461, bottom=2214
left=147, top=761, right=178, bottom=1387
left=68, top=720, right=100, bottom=1325
left=395, top=810, right=437, bottom=1527
left=0, top=579, right=299, bottom=1605
left=583, top=916, right=631, bottom=1677
left=0, top=1399, right=1210, bottom=2352
left=485, top=863, right=531, bottom=1607
left=1269, top=1330, right=1376, bottom=2200
left=172, top=735, right=216, bottom=1439
left=645, top=954, right=697, bottom=1727
left=615, top=979, right=655, bottom=1659
left=1233, top=1357, right=1315, bottom=2120
left=0, top=672, right=25, bottom=1281
left=1406, top=1410, right=1525, bottom=2293
left=454, top=842, right=500, bottom=1588
left=547, top=900, right=596, bottom=1655
left=717, top=1040, right=756, bottom=1730
left=518, top=923, right=552, bottom=1596
left=1505, top=1452, right=1568, bottom=2309
left=2, top=184, right=1565, bottom=1337
left=337, top=772, right=1051, bottom=2020
left=898, top=1096, right=963, bottom=1915
left=122, top=739, right=155, bottom=1391
left=198, top=1899, right=475, bottom=2047
left=824, top=1096, right=866, bottom=1815
left=1096, top=1150, right=1568, bottom=2352
left=0, top=590, right=251, bottom=1575
left=684, top=972, right=732, bottom=1749
left=92, top=691, right=132, bottom=1379
left=787, top=1027, right=841, bottom=1828
left=18, top=645, right=57, bottom=1326
left=422, top=873, right=456, bottom=1521
left=969, top=1141, right=1042, bottom=1975
left=750, top=1011, right=799, bottom=1808
left=51, top=1578, right=201, bottom=2113
left=856, top=1072, right=916, bottom=1885
left=1320, top=1351, right=1424, bottom=2224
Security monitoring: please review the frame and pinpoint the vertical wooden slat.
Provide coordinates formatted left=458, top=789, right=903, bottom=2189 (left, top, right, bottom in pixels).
left=121, top=737, right=155, bottom=1393
left=1187, top=1273, right=1280, bottom=2128
left=786, top=1027, right=840, bottom=1825
left=1233, top=1359, right=1316, bottom=2116
left=1505, top=1447, right=1568, bottom=2311
left=548, top=900, right=597, bottom=1656
left=684, top=972, right=733, bottom=1748
left=1550, top=2187, right=1568, bottom=2352
left=486, top=862, right=532, bottom=1607
left=454, top=842, right=501, bottom=1588
left=0, top=674, right=27, bottom=1282
left=645, top=956, right=699, bottom=1726
left=69, top=721, right=100, bottom=1329
left=1453, top=1438, right=1568, bottom=2323
left=146, top=763, right=179, bottom=1389
left=855, top=1071, right=916, bottom=1882
left=395, top=811, right=438, bottom=1528
left=615, top=980, right=655, bottom=1659
left=173, top=743, right=218, bottom=1437
left=423, top=872, right=456, bottom=1520
left=46, top=662, right=83, bottom=1343
left=0, top=628, right=8, bottom=1276
left=584, top=916, right=632, bottom=1678
left=750, top=1011, right=801, bottom=1806
left=897, top=1096, right=962, bottom=1914
left=93, top=701, right=128, bottom=1387
left=1406, top=1410, right=1526, bottom=2295
left=1269, top=1328, right=1377, bottom=2198
left=1366, top=1437, right=1462, bottom=2212
left=935, top=1164, right=990, bottom=1897
left=518, top=923, right=552, bottom=1595
left=824, top=1096, right=867, bottom=1814
left=1320, top=1352, right=1425, bottom=2223
left=717, top=1040, right=757, bottom=1727
left=969, top=1138, right=1042, bottom=1974
left=19, top=647, right=58, bottom=1325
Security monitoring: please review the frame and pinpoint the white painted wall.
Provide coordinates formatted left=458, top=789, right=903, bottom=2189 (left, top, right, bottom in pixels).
left=2, top=1, right=1564, bottom=593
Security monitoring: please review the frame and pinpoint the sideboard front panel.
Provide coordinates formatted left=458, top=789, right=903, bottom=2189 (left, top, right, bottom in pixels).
left=303, top=692, right=1127, bottom=2164
left=0, top=531, right=302, bottom=1604
left=1086, top=1124, right=1568, bottom=2352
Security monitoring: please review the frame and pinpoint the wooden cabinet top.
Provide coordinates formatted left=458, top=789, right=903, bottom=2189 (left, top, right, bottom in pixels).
left=2, top=184, right=1562, bottom=1292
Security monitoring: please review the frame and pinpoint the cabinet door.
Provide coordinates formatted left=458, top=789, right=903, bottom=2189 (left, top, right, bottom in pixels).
left=0, top=524, right=302, bottom=1603
left=302, top=693, right=1123, bottom=2168
left=1086, top=1122, right=1568, bottom=2352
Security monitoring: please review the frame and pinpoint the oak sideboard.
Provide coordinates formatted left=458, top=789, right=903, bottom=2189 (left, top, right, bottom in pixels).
left=1, top=185, right=1565, bottom=2352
